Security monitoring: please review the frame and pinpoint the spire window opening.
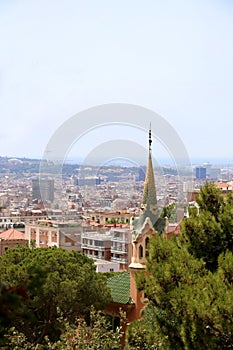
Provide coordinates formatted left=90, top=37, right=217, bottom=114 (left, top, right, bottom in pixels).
left=139, top=244, right=143, bottom=259
left=145, top=237, right=150, bottom=257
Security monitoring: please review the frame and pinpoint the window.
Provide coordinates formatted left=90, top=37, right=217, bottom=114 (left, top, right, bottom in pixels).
left=146, top=237, right=150, bottom=257
left=95, top=240, right=104, bottom=247
left=139, top=244, right=143, bottom=259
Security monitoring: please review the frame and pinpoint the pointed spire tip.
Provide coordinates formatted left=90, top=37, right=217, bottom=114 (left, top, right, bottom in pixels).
left=149, top=123, right=152, bottom=152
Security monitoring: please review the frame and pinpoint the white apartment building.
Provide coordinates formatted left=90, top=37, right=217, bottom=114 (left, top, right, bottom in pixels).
left=110, top=228, right=131, bottom=270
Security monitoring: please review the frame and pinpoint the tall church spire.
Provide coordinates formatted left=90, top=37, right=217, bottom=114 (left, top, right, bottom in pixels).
left=130, top=124, right=165, bottom=270
left=142, top=125, right=157, bottom=211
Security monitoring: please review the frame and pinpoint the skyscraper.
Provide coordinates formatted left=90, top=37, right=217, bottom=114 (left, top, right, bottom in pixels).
left=32, top=178, right=54, bottom=202
left=195, top=167, right=206, bottom=180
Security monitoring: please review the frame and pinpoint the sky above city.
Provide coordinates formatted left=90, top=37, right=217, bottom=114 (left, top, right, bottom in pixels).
left=0, top=0, right=233, bottom=165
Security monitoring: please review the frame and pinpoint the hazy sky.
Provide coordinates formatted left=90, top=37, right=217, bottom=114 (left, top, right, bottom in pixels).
left=0, top=0, right=233, bottom=164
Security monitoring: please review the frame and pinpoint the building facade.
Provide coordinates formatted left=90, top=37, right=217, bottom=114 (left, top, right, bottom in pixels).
left=88, top=210, right=133, bottom=225
left=110, top=228, right=131, bottom=270
left=25, top=220, right=82, bottom=251
left=81, top=231, right=112, bottom=261
left=195, top=167, right=206, bottom=179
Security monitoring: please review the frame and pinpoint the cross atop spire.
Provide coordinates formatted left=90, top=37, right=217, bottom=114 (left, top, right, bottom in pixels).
left=142, top=124, right=157, bottom=209
left=149, top=122, right=152, bottom=153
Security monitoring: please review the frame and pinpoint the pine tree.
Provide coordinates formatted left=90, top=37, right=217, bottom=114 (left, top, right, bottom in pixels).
left=0, top=247, right=111, bottom=346
left=126, top=183, right=233, bottom=349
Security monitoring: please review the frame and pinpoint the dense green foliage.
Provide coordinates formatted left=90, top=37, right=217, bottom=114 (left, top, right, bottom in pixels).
left=0, top=247, right=111, bottom=346
left=3, top=308, right=123, bottom=350
left=126, top=183, right=233, bottom=349
left=181, top=182, right=233, bottom=271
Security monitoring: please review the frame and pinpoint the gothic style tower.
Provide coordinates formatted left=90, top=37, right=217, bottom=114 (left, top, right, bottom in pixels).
left=129, top=125, right=165, bottom=319
left=141, top=124, right=158, bottom=215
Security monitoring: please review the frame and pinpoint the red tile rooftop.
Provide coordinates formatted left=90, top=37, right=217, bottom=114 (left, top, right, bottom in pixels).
left=0, top=228, right=26, bottom=240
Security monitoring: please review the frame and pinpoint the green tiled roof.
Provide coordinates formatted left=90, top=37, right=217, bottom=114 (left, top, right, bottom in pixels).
left=107, top=271, right=132, bottom=304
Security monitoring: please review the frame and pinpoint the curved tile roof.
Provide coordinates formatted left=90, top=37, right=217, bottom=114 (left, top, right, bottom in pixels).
left=107, top=271, right=133, bottom=304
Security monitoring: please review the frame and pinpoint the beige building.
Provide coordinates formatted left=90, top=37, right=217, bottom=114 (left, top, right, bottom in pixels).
left=25, top=220, right=82, bottom=251
left=88, top=210, right=134, bottom=225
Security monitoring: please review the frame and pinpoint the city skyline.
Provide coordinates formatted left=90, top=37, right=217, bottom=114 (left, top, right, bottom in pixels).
left=1, top=1, right=233, bottom=162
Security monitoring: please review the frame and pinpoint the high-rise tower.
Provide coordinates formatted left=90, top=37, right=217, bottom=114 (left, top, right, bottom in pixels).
left=32, top=178, right=54, bottom=202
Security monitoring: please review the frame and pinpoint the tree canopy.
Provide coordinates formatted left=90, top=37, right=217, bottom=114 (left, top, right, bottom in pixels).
left=126, top=236, right=233, bottom=349
left=0, top=246, right=111, bottom=346
left=126, top=183, right=233, bottom=349
left=4, top=307, right=123, bottom=350
left=180, top=182, right=233, bottom=271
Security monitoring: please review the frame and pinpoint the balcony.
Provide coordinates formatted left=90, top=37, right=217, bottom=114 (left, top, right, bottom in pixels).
left=81, top=243, right=89, bottom=248
left=111, top=247, right=128, bottom=254
left=111, top=256, right=128, bottom=263
left=111, top=237, right=129, bottom=243
left=81, top=244, right=105, bottom=251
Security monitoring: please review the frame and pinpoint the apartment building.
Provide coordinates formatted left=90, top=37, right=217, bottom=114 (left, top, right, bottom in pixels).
left=81, top=228, right=131, bottom=271
left=111, top=228, right=131, bottom=270
left=81, top=231, right=112, bottom=261
left=25, top=220, right=82, bottom=251
left=88, top=210, right=133, bottom=225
